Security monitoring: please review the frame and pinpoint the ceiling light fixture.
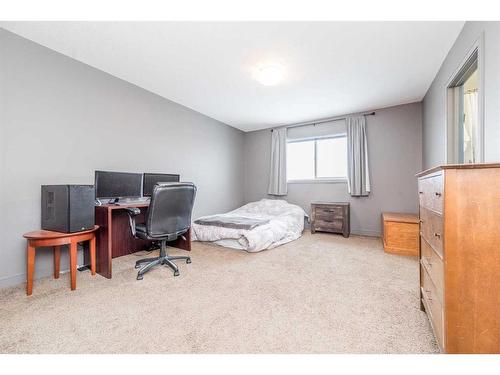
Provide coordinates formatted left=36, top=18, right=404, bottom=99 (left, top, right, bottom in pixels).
left=253, top=64, right=285, bottom=86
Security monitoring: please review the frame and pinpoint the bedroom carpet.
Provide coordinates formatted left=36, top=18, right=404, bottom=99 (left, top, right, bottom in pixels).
left=0, top=232, right=438, bottom=354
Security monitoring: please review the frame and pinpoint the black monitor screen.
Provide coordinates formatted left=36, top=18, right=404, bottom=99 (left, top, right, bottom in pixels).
left=143, top=173, right=180, bottom=196
left=95, top=171, right=143, bottom=199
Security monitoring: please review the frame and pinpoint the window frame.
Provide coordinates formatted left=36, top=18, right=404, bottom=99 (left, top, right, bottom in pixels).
left=286, top=134, right=348, bottom=184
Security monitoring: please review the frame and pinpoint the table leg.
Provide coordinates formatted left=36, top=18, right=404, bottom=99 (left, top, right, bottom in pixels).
left=90, top=236, right=96, bottom=276
left=70, top=240, right=77, bottom=291
left=26, top=243, right=35, bottom=296
left=53, top=245, right=61, bottom=279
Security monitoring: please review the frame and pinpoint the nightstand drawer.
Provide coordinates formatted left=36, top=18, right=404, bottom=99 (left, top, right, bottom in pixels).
left=315, top=206, right=344, bottom=219
left=314, top=219, right=343, bottom=231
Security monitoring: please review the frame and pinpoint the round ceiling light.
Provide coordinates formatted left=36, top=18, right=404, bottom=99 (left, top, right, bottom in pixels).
left=253, top=64, right=285, bottom=86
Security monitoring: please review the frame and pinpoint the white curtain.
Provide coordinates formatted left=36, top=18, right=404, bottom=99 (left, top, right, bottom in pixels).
left=347, top=116, right=370, bottom=197
left=463, top=91, right=478, bottom=163
left=268, top=128, right=287, bottom=196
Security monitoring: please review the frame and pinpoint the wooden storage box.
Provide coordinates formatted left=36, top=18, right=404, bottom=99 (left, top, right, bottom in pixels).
left=382, top=212, right=419, bottom=256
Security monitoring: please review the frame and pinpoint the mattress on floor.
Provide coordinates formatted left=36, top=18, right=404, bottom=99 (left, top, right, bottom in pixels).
left=191, top=199, right=307, bottom=252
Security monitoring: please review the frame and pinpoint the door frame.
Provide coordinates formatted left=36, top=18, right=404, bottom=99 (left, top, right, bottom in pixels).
left=444, top=32, right=485, bottom=164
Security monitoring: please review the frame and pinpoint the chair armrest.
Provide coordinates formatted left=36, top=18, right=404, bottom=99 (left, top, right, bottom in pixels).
left=126, top=207, right=141, bottom=216
left=125, top=207, right=141, bottom=237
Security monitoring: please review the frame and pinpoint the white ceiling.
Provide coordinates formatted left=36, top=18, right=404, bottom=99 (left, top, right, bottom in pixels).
left=1, top=22, right=464, bottom=132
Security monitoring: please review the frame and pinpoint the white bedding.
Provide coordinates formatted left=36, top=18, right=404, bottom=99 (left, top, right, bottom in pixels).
left=191, top=199, right=308, bottom=252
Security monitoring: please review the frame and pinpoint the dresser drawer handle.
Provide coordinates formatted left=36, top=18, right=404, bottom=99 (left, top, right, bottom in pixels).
left=419, top=219, right=424, bottom=224
left=419, top=191, right=424, bottom=194
left=434, top=233, right=441, bottom=238
left=425, top=289, right=433, bottom=302
left=435, top=192, right=442, bottom=197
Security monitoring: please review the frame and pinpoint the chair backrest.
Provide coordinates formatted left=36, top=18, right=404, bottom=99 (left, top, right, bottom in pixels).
left=146, top=182, right=197, bottom=238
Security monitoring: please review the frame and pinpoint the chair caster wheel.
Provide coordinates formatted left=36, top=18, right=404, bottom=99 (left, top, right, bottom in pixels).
left=174, top=270, right=180, bottom=277
left=136, top=274, right=143, bottom=280
left=186, top=258, right=191, bottom=264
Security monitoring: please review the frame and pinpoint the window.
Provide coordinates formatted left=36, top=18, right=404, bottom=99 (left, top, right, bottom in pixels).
left=287, top=136, right=347, bottom=182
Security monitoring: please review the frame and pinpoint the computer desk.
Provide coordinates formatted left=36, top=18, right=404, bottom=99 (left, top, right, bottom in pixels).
left=85, top=203, right=191, bottom=279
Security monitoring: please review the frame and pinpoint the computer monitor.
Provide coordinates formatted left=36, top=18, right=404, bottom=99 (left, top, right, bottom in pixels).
left=94, top=170, right=143, bottom=201
left=142, top=173, right=180, bottom=197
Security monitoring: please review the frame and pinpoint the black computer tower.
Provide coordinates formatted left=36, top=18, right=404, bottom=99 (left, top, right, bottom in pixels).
left=41, top=185, right=95, bottom=233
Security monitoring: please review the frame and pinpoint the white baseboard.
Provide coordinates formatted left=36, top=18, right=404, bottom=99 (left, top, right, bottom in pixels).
left=0, top=267, right=73, bottom=289
left=304, top=222, right=381, bottom=237
left=350, top=228, right=381, bottom=237
left=0, top=272, right=27, bottom=289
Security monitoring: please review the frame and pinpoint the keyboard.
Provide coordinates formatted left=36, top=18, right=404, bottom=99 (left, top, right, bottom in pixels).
left=114, top=199, right=149, bottom=206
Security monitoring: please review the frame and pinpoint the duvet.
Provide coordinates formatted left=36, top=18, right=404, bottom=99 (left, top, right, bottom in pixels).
left=191, top=199, right=308, bottom=252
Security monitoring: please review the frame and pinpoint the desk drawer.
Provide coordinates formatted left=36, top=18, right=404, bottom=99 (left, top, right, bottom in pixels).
left=421, top=265, right=444, bottom=351
left=420, top=237, right=444, bottom=303
left=420, top=207, right=443, bottom=258
left=418, top=173, right=444, bottom=214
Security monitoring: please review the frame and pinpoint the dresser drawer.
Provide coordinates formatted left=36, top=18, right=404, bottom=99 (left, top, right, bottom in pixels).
left=420, top=237, right=444, bottom=303
left=419, top=207, right=443, bottom=257
left=421, top=266, right=444, bottom=351
left=418, top=172, right=444, bottom=214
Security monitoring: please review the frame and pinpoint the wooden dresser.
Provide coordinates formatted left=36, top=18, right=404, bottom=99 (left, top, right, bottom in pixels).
left=310, top=202, right=350, bottom=237
left=417, top=163, right=500, bottom=353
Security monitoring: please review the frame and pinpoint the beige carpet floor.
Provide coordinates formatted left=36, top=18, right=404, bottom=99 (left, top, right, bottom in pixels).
left=0, top=232, right=438, bottom=354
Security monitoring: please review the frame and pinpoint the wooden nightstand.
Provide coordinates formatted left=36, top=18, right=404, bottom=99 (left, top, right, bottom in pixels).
left=310, top=202, right=350, bottom=237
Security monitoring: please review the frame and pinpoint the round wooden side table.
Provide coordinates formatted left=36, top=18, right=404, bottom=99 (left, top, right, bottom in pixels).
left=22, top=225, right=99, bottom=295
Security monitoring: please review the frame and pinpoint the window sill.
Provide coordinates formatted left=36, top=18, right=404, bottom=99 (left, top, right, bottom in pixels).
left=287, top=178, right=348, bottom=184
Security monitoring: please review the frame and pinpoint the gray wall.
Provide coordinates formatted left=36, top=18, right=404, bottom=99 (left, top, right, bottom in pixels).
left=422, top=21, right=500, bottom=168
left=0, top=29, right=245, bottom=288
left=244, top=103, right=423, bottom=236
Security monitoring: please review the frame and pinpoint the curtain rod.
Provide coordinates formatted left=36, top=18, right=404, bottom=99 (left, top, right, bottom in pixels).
left=270, top=111, right=376, bottom=132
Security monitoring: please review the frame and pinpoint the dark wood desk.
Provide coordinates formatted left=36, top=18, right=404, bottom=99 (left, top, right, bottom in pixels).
left=86, top=203, right=191, bottom=279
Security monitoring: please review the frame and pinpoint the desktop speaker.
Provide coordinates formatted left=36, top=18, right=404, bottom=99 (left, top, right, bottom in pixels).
left=41, top=185, right=95, bottom=233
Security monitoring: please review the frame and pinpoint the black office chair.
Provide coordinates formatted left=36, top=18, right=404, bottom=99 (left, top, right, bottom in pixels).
left=126, top=182, right=196, bottom=280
